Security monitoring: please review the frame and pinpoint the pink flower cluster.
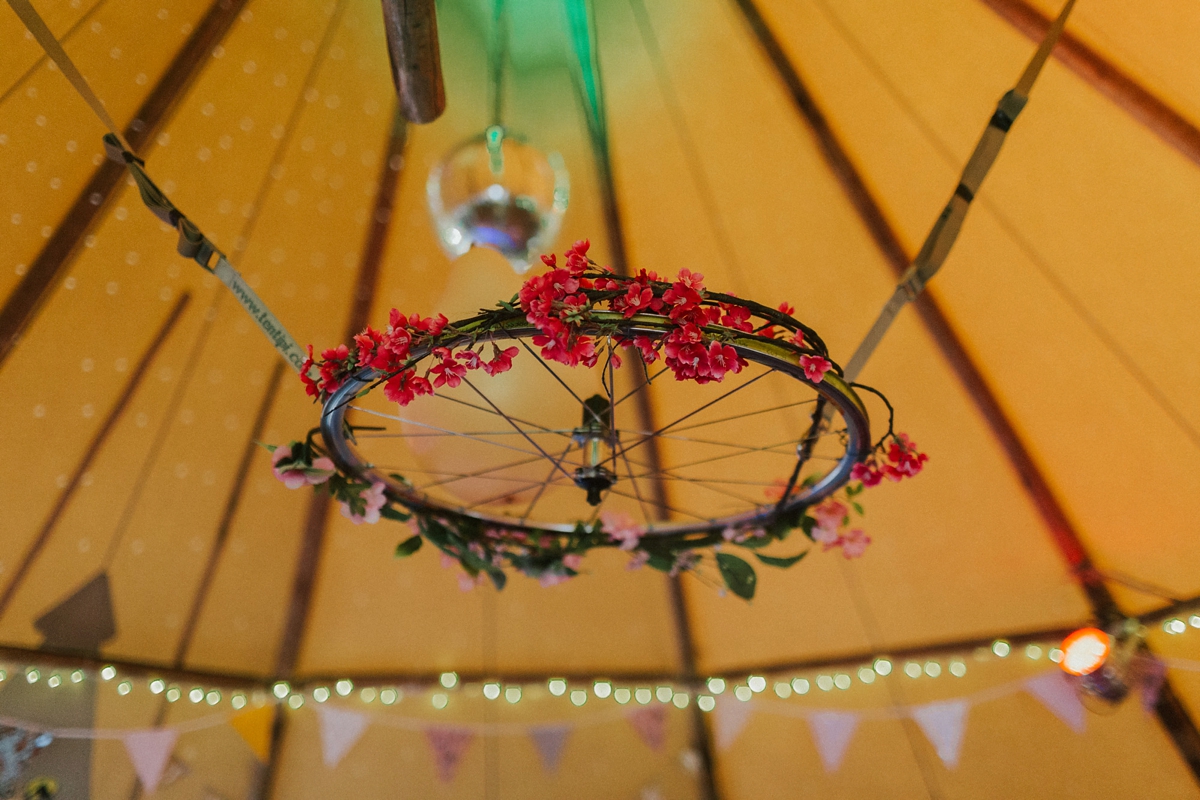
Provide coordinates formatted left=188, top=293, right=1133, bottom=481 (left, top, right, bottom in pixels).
left=271, top=445, right=335, bottom=489
left=340, top=481, right=388, bottom=524
left=850, top=433, right=928, bottom=486
left=600, top=511, right=644, bottom=551
left=810, top=499, right=871, bottom=559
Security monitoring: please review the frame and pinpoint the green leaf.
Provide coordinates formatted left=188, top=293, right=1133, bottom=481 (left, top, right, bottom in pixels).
left=647, top=553, right=674, bottom=573
left=394, top=535, right=423, bottom=557
left=716, top=553, right=757, bottom=600
left=380, top=504, right=411, bottom=522
left=845, top=482, right=863, bottom=497
left=735, top=534, right=773, bottom=549
left=488, top=569, right=507, bottom=591
left=799, top=515, right=816, bottom=541
left=754, top=551, right=808, bottom=568
left=851, top=501, right=864, bottom=516
left=255, top=441, right=278, bottom=454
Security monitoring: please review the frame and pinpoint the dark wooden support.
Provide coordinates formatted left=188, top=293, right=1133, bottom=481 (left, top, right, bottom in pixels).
left=272, top=109, right=409, bottom=681
left=0, top=293, right=191, bottom=620
left=262, top=107, right=407, bottom=800
left=380, top=0, right=445, bottom=123
left=172, top=359, right=287, bottom=667
left=978, top=0, right=1200, bottom=168
left=0, top=0, right=250, bottom=368
left=729, top=0, right=1200, bottom=781
left=570, top=16, right=719, bottom=800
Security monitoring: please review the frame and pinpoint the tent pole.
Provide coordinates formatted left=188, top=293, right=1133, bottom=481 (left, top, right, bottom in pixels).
left=272, top=109, right=410, bottom=682
left=728, top=0, right=1200, bottom=782
left=979, top=0, right=1200, bottom=169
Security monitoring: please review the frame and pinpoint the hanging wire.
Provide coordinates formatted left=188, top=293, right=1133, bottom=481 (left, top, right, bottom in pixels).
left=489, top=0, right=509, bottom=127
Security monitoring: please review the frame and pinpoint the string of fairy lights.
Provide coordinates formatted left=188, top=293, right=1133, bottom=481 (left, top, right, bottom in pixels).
left=3, top=616, right=1194, bottom=719
left=2, top=637, right=1074, bottom=715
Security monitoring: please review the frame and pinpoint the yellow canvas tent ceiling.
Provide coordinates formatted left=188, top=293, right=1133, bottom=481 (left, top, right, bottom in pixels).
left=2, top=0, right=1200, bottom=796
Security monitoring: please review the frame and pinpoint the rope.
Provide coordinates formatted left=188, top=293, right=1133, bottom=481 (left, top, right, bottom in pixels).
left=6, top=0, right=309, bottom=374
left=842, top=0, right=1077, bottom=382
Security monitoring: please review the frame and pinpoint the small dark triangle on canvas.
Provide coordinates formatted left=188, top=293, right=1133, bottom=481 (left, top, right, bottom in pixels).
left=34, top=571, right=117, bottom=654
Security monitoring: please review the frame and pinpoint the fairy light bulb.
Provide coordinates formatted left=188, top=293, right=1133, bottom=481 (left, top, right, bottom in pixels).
left=427, top=126, right=569, bottom=273
left=1061, top=627, right=1110, bottom=676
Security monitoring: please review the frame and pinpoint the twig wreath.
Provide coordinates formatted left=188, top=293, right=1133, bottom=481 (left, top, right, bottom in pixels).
left=268, top=241, right=926, bottom=598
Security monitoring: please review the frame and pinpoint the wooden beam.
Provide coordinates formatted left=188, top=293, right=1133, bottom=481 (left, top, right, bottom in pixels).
left=272, top=109, right=409, bottom=680
left=729, top=0, right=1200, bottom=781
left=0, top=0, right=251, bottom=368
left=172, top=359, right=287, bottom=667
left=979, top=0, right=1200, bottom=168
left=0, top=293, right=191, bottom=620
left=572, top=15, right=719, bottom=799
left=380, top=0, right=445, bottom=123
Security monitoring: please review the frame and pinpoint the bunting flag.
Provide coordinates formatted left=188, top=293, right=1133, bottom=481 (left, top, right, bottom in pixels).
left=123, top=729, right=179, bottom=794
left=713, top=698, right=753, bottom=751
left=425, top=728, right=474, bottom=783
left=529, top=725, right=570, bottom=773
left=230, top=705, right=275, bottom=761
left=317, top=706, right=369, bottom=768
left=807, top=712, right=858, bottom=773
left=627, top=706, right=667, bottom=752
left=911, top=700, right=969, bottom=768
left=1025, top=671, right=1086, bottom=733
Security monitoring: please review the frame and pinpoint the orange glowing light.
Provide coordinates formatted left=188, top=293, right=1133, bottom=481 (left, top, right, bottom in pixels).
left=1060, top=627, right=1110, bottom=676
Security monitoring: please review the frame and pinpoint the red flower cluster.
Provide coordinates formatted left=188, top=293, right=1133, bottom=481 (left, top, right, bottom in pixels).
left=300, top=307, right=518, bottom=407
left=518, top=240, right=605, bottom=368
left=850, top=433, right=928, bottom=486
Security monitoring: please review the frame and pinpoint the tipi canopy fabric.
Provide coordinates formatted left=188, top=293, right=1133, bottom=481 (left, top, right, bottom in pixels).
left=2, top=0, right=1200, bottom=797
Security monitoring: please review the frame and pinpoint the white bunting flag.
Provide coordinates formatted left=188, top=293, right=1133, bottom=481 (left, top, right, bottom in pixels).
left=714, top=697, right=753, bottom=751
left=317, top=706, right=370, bottom=768
left=123, top=728, right=178, bottom=794
left=807, top=712, right=858, bottom=772
left=530, top=726, right=570, bottom=773
left=911, top=700, right=969, bottom=768
left=1025, top=671, right=1086, bottom=733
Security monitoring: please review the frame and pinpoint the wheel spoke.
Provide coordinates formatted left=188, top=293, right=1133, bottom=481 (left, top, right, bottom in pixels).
left=460, top=377, right=577, bottom=482
left=350, top=406, right=545, bottom=458
left=615, top=369, right=775, bottom=460
left=521, top=443, right=576, bottom=522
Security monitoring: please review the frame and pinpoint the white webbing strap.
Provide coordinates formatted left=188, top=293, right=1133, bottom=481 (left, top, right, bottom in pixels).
left=842, top=0, right=1076, bottom=382
left=5, top=0, right=130, bottom=150
left=7, top=0, right=309, bottom=374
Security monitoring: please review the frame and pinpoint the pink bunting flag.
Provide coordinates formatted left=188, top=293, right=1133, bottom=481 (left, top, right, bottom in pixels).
left=911, top=700, right=969, bottom=768
left=123, top=728, right=178, bottom=794
left=713, top=697, right=753, bottom=751
left=627, top=705, right=667, bottom=752
left=317, top=706, right=369, bottom=768
left=530, top=725, right=570, bottom=773
left=425, top=728, right=474, bottom=783
left=1025, top=671, right=1086, bottom=733
left=806, top=712, right=858, bottom=773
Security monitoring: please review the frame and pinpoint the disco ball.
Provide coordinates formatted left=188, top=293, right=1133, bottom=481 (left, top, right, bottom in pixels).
left=427, top=126, right=569, bottom=273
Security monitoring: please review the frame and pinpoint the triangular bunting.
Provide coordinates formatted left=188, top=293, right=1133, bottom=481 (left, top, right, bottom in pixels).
left=230, top=705, right=275, bottom=761
left=911, top=700, right=968, bottom=768
left=807, top=712, right=858, bottom=772
left=425, top=728, right=474, bottom=783
left=317, top=706, right=369, bottom=768
left=1025, top=671, right=1085, bottom=733
left=627, top=705, right=667, bottom=752
left=529, top=725, right=570, bottom=773
left=123, top=728, right=178, bottom=794
left=713, top=697, right=753, bottom=751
